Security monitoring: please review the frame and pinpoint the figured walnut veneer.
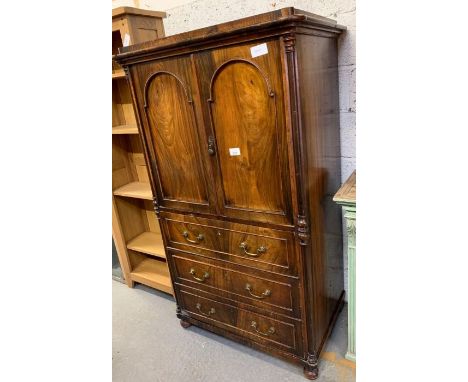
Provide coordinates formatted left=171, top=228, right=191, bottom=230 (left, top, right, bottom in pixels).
left=116, top=7, right=345, bottom=379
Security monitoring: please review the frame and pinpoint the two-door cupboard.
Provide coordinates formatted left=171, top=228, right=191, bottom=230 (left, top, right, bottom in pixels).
left=117, top=8, right=345, bottom=379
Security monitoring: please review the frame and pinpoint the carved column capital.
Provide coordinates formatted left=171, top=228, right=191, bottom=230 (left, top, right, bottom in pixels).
left=283, top=33, right=296, bottom=53
left=306, top=352, right=318, bottom=367
left=176, top=304, right=189, bottom=320
left=346, top=218, right=356, bottom=239
left=176, top=304, right=182, bottom=318
left=296, top=214, right=310, bottom=246
left=153, top=197, right=160, bottom=216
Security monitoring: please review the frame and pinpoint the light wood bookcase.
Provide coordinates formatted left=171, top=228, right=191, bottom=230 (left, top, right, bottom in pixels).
left=112, top=7, right=172, bottom=294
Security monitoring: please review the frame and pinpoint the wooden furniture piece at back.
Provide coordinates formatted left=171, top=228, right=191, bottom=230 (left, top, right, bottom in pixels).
left=117, top=8, right=346, bottom=379
left=112, top=7, right=172, bottom=294
left=334, top=170, right=356, bottom=362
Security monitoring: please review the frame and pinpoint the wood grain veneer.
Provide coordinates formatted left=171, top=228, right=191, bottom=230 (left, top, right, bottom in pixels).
left=116, top=8, right=345, bottom=379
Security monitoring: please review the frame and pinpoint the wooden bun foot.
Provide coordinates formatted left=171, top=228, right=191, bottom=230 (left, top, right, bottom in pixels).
left=303, top=365, right=318, bottom=380
left=180, top=319, right=191, bottom=329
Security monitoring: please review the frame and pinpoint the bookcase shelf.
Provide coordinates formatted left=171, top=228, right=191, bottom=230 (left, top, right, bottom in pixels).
left=127, top=232, right=165, bottom=259
left=113, top=182, right=152, bottom=200
left=112, top=69, right=126, bottom=79
left=112, top=124, right=139, bottom=135
left=129, top=252, right=172, bottom=295
left=112, top=7, right=169, bottom=294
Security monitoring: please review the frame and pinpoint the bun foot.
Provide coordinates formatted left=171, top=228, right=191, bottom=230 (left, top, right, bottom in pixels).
left=180, top=319, right=191, bottom=329
left=303, top=365, right=318, bottom=380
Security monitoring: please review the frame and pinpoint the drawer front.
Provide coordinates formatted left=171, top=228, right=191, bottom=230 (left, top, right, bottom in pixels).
left=171, top=252, right=300, bottom=317
left=178, top=288, right=302, bottom=355
left=162, top=213, right=297, bottom=276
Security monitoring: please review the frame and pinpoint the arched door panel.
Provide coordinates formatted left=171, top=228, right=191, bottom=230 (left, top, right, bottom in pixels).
left=137, top=56, right=217, bottom=215
left=198, top=40, right=294, bottom=225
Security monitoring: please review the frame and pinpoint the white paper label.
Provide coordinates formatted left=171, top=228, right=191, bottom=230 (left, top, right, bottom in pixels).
left=123, top=33, right=131, bottom=47
left=250, top=43, right=268, bottom=58
left=229, top=148, right=241, bottom=156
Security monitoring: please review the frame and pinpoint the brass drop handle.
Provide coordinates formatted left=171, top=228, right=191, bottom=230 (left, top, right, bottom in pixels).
left=196, top=303, right=215, bottom=317
left=190, top=268, right=209, bottom=282
left=245, top=283, right=271, bottom=299
left=239, top=242, right=266, bottom=257
left=251, top=321, right=275, bottom=336
left=183, top=230, right=204, bottom=244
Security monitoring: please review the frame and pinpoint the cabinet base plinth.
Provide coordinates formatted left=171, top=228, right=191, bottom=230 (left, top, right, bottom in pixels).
left=180, top=319, right=192, bottom=329
left=345, top=352, right=356, bottom=362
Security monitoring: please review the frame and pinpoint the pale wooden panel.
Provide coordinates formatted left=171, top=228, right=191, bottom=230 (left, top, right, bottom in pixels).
left=113, top=168, right=132, bottom=190
left=130, top=152, right=146, bottom=166
left=126, top=232, right=165, bottom=259
left=112, top=84, right=125, bottom=127
left=112, top=7, right=167, bottom=293
left=139, top=200, right=151, bottom=232
left=135, top=165, right=150, bottom=183
left=143, top=200, right=160, bottom=233
left=114, top=197, right=146, bottom=242
left=112, top=70, right=126, bottom=79
left=112, top=197, right=133, bottom=287
left=333, top=171, right=356, bottom=204
left=112, top=7, right=166, bottom=19
left=127, top=13, right=165, bottom=42
left=124, top=136, right=143, bottom=181
left=122, top=102, right=136, bottom=125
left=128, top=252, right=173, bottom=295
left=112, top=16, right=129, bottom=34
left=113, top=181, right=152, bottom=200
left=112, top=136, right=132, bottom=189
left=135, top=28, right=158, bottom=41
left=151, top=216, right=162, bottom=235
left=128, top=135, right=143, bottom=152
left=112, top=155, right=126, bottom=171
left=112, top=124, right=138, bottom=134
left=117, top=81, right=136, bottom=125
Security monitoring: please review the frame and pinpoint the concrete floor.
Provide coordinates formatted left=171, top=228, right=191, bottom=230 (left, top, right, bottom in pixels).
left=113, top=281, right=355, bottom=382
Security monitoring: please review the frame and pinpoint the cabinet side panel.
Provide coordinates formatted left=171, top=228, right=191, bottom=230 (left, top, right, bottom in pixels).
left=296, top=34, right=344, bottom=353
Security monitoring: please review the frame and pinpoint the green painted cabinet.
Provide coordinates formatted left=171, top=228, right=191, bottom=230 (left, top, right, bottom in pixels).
left=334, top=171, right=356, bottom=362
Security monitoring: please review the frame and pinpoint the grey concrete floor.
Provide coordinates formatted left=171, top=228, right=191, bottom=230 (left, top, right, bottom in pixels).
left=113, top=281, right=355, bottom=382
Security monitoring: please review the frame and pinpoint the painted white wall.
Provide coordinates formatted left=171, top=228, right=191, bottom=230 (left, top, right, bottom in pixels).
left=112, top=0, right=197, bottom=11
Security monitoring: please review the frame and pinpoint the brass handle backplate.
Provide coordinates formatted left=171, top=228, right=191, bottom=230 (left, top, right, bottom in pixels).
left=183, top=230, right=204, bottom=244
left=245, top=283, right=271, bottom=299
left=196, top=303, right=215, bottom=317
left=239, top=242, right=267, bottom=257
left=190, top=268, right=209, bottom=282
left=251, top=321, right=275, bottom=336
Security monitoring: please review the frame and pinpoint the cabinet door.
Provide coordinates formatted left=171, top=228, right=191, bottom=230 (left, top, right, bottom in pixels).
left=130, top=56, right=217, bottom=214
left=195, top=39, right=293, bottom=225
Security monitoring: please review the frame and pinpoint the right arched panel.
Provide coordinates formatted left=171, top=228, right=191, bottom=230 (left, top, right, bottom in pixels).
left=209, top=60, right=285, bottom=214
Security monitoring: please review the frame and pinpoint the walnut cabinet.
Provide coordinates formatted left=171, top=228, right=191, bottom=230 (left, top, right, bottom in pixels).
left=117, top=8, right=345, bottom=379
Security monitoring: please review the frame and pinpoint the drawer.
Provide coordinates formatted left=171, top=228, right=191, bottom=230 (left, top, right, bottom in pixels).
left=178, top=288, right=303, bottom=355
left=171, top=251, right=301, bottom=317
left=162, top=213, right=298, bottom=276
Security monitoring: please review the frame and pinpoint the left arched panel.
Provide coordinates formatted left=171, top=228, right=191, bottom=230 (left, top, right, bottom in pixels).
left=145, top=72, right=209, bottom=204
